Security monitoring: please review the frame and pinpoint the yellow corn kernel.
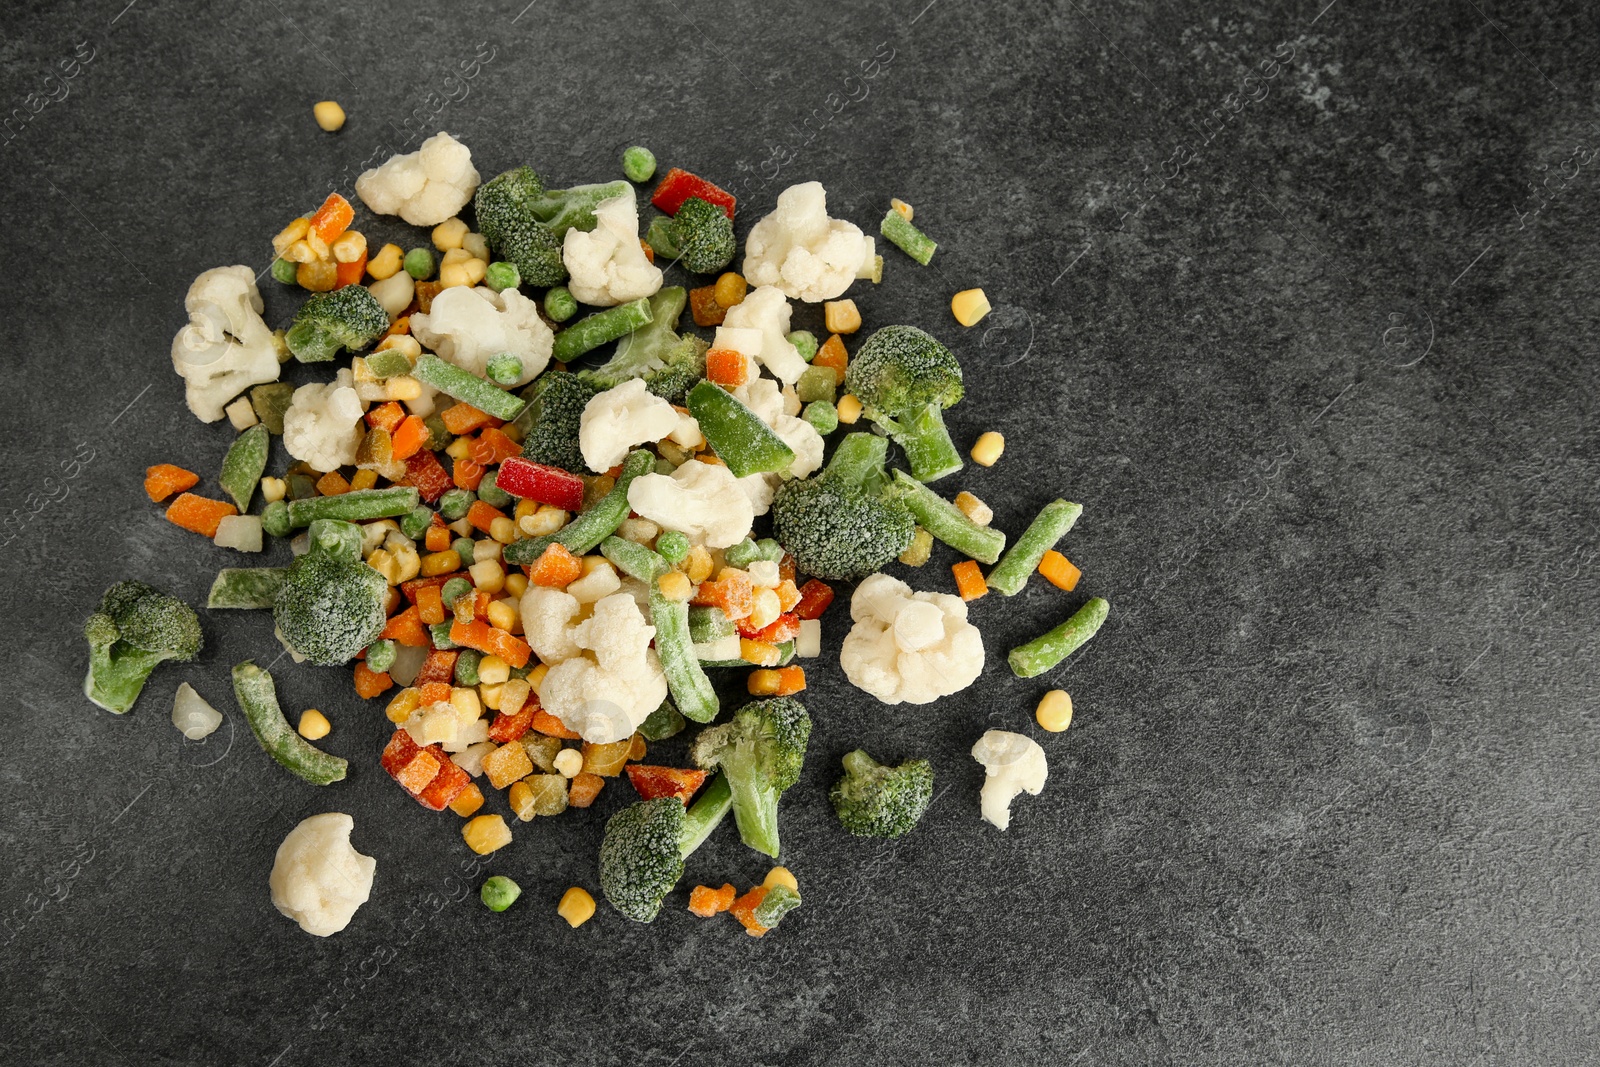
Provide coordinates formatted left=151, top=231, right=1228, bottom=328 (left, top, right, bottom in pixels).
left=970, top=431, right=1005, bottom=467
left=432, top=217, right=468, bottom=251
left=390, top=542, right=421, bottom=584
left=478, top=681, right=505, bottom=710
left=331, top=230, right=367, bottom=264
left=683, top=544, right=713, bottom=583
left=449, top=686, right=482, bottom=721
left=440, top=247, right=474, bottom=267
left=374, top=333, right=421, bottom=360
left=297, top=709, right=331, bottom=740
left=713, top=271, right=747, bottom=308
left=513, top=498, right=540, bottom=523
left=763, top=866, right=799, bottom=893
left=445, top=436, right=473, bottom=460
left=470, top=558, right=505, bottom=594
left=296, top=259, right=337, bottom=292
left=890, top=198, right=913, bottom=222
left=749, top=588, right=781, bottom=630
left=313, top=100, right=346, bottom=131
left=439, top=261, right=471, bottom=288
left=498, top=677, right=531, bottom=715
left=824, top=299, right=862, bottom=334
left=386, top=687, right=422, bottom=724
left=899, top=526, right=934, bottom=567
left=525, top=662, right=550, bottom=692
left=953, top=491, right=993, bottom=526
left=367, top=242, right=404, bottom=280
left=499, top=421, right=523, bottom=443
left=486, top=599, right=518, bottom=633
left=280, top=236, right=318, bottom=264
left=272, top=217, right=311, bottom=257
left=740, top=639, right=782, bottom=667
left=489, top=516, right=517, bottom=545
left=462, top=814, right=513, bottom=855
left=503, top=573, right=528, bottom=599
left=478, top=655, right=511, bottom=686
left=951, top=288, right=992, bottom=327
left=462, top=232, right=490, bottom=261
left=577, top=554, right=608, bottom=576
left=628, top=733, right=647, bottom=761
left=558, top=886, right=595, bottom=928
left=367, top=548, right=399, bottom=586
left=260, top=476, right=287, bottom=503
left=836, top=394, right=863, bottom=424
left=304, top=230, right=330, bottom=262
left=657, top=571, right=692, bottom=601
left=1036, top=689, right=1073, bottom=732
left=420, top=550, right=459, bottom=577
left=349, top=468, right=378, bottom=492
left=747, top=669, right=782, bottom=696
left=553, top=748, right=584, bottom=778
left=463, top=258, right=488, bottom=286
left=508, top=779, right=538, bottom=822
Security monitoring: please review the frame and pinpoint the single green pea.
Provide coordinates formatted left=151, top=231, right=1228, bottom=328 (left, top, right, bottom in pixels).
left=453, top=537, right=477, bottom=568
left=655, top=530, right=690, bottom=564
left=485, top=261, right=520, bottom=292
left=428, top=621, right=458, bottom=649
left=802, top=400, right=838, bottom=435
left=400, top=506, right=435, bottom=540
left=454, top=647, right=483, bottom=686
left=544, top=286, right=578, bottom=323
left=404, top=247, right=435, bottom=280
left=477, top=469, right=512, bottom=508
left=262, top=501, right=291, bottom=538
left=270, top=257, right=298, bottom=285
left=755, top=538, right=784, bottom=563
left=441, top=576, right=473, bottom=608
left=622, top=145, right=657, bottom=183
left=438, top=488, right=475, bottom=521
left=365, top=639, right=397, bottom=673
left=787, top=330, right=819, bottom=361
left=486, top=353, right=523, bottom=386
left=724, top=539, right=762, bottom=568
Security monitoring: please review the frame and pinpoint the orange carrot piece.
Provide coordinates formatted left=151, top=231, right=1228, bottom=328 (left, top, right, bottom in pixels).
left=770, top=665, right=806, bottom=696
left=448, top=618, right=530, bottom=668
left=415, top=584, right=446, bottom=626
left=381, top=605, right=430, bottom=647
left=689, top=285, right=727, bottom=327
left=528, top=543, right=583, bottom=588
left=448, top=781, right=485, bottom=817
left=440, top=402, right=496, bottom=436
left=417, top=681, right=452, bottom=705
left=452, top=456, right=484, bottom=491
left=813, top=334, right=848, bottom=384
left=390, top=415, right=429, bottom=461
left=335, top=252, right=367, bottom=288
left=567, top=772, right=605, bottom=808
left=689, top=883, right=738, bottom=917
left=365, top=402, right=406, bottom=434
left=353, top=661, right=394, bottom=699
left=1038, top=550, right=1082, bottom=591
left=384, top=315, right=411, bottom=338
left=705, top=348, right=747, bottom=388
left=164, top=493, right=238, bottom=538
left=729, top=886, right=770, bottom=936
left=144, top=464, right=199, bottom=503
left=952, top=560, right=988, bottom=601
left=530, top=707, right=581, bottom=739
left=424, top=523, right=453, bottom=553
left=308, top=192, right=354, bottom=242
left=476, top=426, right=520, bottom=464
left=315, top=470, right=351, bottom=496
left=466, top=499, right=507, bottom=533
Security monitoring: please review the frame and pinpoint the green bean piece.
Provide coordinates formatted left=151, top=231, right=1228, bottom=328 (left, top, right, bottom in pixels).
left=802, top=400, right=838, bottom=435
left=544, top=286, right=578, bottom=323
left=428, top=622, right=459, bottom=649
left=685, top=381, right=796, bottom=478
left=404, top=247, right=435, bottom=280
left=752, top=883, right=802, bottom=927
left=207, top=567, right=287, bottom=609
left=441, top=576, right=473, bottom=609
left=600, top=535, right=667, bottom=582
left=485, top=262, right=520, bottom=292
left=1008, top=597, right=1110, bottom=678
left=485, top=352, right=523, bottom=386
left=480, top=875, right=522, bottom=912
left=787, top=330, right=819, bottom=362
left=796, top=365, right=837, bottom=404
left=365, top=639, right=397, bottom=673
left=655, top=530, right=690, bottom=564
left=502, top=450, right=654, bottom=564
left=365, top=348, right=413, bottom=378
left=889, top=471, right=1006, bottom=564
left=687, top=605, right=734, bottom=644
left=270, top=257, right=298, bottom=284
left=454, top=648, right=483, bottom=686
left=651, top=574, right=718, bottom=723
left=438, top=488, right=475, bottom=521
left=284, top=486, right=420, bottom=529
left=219, top=425, right=269, bottom=513
left=262, top=501, right=291, bottom=538
left=622, top=145, right=657, bottom=183
left=453, top=537, right=477, bottom=568
left=639, top=698, right=687, bottom=741
left=232, top=661, right=348, bottom=785
left=250, top=382, right=296, bottom=435
left=411, top=355, right=526, bottom=421
left=477, top=469, right=512, bottom=509
left=399, top=505, right=435, bottom=540
left=880, top=208, right=938, bottom=265
left=550, top=298, right=653, bottom=363
left=987, top=499, right=1084, bottom=596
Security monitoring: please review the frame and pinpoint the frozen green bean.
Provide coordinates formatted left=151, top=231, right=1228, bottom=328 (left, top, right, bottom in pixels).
left=987, top=500, right=1083, bottom=596
left=1008, top=597, right=1110, bottom=678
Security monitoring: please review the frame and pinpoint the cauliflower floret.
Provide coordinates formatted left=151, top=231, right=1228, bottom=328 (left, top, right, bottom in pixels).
left=268, top=813, right=375, bottom=937
left=627, top=459, right=754, bottom=549
left=579, top=378, right=680, bottom=472
left=536, top=593, right=667, bottom=743
left=169, top=266, right=282, bottom=422
left=733, top=377, right=824, bottom=480
left=354, top=132, right=480, bottom=227
left=971, top=730, right=1048, bottom=830
left=520, top=586, right=584, bottom=665
left=742, top=181, right=868, bottom=302
left=720, top=285, right=807, bottom=384
left=283, top=369, right=365, bottom=473
left=409, top=285, right=551, bottom=387
left=839, top=573, right=985, bottom=705
left=562, top=189, right=663, bottom=306
left=736, top=472, right=781, bottom=517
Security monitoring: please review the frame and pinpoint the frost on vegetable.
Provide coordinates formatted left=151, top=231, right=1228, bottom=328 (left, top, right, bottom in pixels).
left=561, top=188, right=664, bottom=307
left=523, top=591, right=667, bottom=744
left=354, top=131, right=481, bottom=226
left=970, top=730, right=1047, bottom=831
left=742, top=182, right=869, bottom=303
left=720, top=286, right=808, bottom=384
left=626, top=459, right=756, bottom=549
left=283, top=369, right=365, bottom=473
left=838, top=573, right=984, bottom=705
left=169, top=266, right=282, bottom=423
left=409, top=285, right=551, bottom=387
left=269, top=813, right=376, bottom=936
left=731, top=377, right=824, bottom=480
left=578, top=378, right=680, bottom=473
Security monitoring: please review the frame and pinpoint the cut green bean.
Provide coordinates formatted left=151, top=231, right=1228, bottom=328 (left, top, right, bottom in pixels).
left=688, top=605, right=734, bottom=644
left=502, top=450, right=654, bottom=564
left=686, top=381, right=795, bottom=478
left=550, top=298, right=653, bottom=363
left=889, top=471, right=1006, bottom=564
left=987, top=499, right=1083, bottom=596
left=412, top=355, right=526, bottom=421
left=220, top=424, right=269, bottom=513
left=207, top=567, right=287, bottom=609
left=283, top=486, right=420, bottom=529
left=1008, top=597, right=1110, bottom=678
left=365, top=348, right=413, bottom=378
left=651, top=575, right=719, bottom=723
left=232, top=661, right=347, bottom=785
left=880, top=208, right=937, bottom=265
left=600, top=535, right=667, bottom=582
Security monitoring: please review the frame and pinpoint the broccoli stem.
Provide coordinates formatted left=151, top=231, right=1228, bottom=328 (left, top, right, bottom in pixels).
left=727, top=772, right=784, bottom=859
left=678, top=773, right=733, bottom=858
left=890, top=471, right=1007, bottom=564
left=825, top=432, right=889, bottom=489
left=886, top=402, right=963, bottom=483
left=84, top=642, right=168, bottom=714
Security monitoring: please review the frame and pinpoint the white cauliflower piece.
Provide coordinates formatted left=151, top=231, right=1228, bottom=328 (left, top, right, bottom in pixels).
left=283, top=369, right=365, bottom=472
left=354, top=132, right=480, bottom=226
left=268, top=813, right=375, bottom=937
left=169, top=266, right=282, bottom=422
left=410, top=285, right=551, bottom=386
left=971, top=730, right=1048, bottom=830
left=562, top=189, right=663, bottom=306
left=537, top=593, right=667, bottom=743
left=520, top=586, right=584, bottom=665
left=579, top=378, right=679, bottom=472
left=840, top=573, right=985, bottom=705
left=742, top=181, right=868, bottom=302
left=626, top=459, right=754, bottom=549
left=733, top=377, right=824, bottom=479
left=721, top=285, right=808, bottom=384
left=736, top=472, right=781, bottom=517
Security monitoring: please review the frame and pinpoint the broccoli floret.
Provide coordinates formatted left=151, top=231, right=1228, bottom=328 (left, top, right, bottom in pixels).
left=770, top=432, right=915, bottom=581
left=475, top=166, right=568, bottom=287
left=83, top=580, right=203, bottom=714
left=843, top=324, right=966, bottom=482
left=690, top=697, right=812, bottom=858
left=512, top=370, right=600, bottom=474
left=645, top=197, right=736, bottom=274
left=272, top=520, right=387, bottom=666
left=599, top=774, right=732, bottom=922
left=829, top=749, right=934, bottom=838
left=285, top=285, right=389, bottom=363
left=577, top=287, right=709, bottom=403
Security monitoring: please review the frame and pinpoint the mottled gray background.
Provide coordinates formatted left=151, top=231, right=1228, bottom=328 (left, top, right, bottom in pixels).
left=3, top=0, right=1597, bottom=1063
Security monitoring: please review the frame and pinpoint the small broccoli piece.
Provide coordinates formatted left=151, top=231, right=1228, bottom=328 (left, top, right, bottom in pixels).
left=577, top=287, right=709, bottom=403
left=752, top=883, right=802, bottom=929
left=599, top=773, right=733, bottom=922
left=690, top=697, right=812, bottom=858
left=475, top=166, right=568, bottom=287
left=512, top=370, right=600, bottom=474
left=843, top=324, right=966, bottom=483
left=770, top=432, right=915, bottom=581
left=645, top=198, right=736, bottom=274
left=83, top=581, right=203, bottom=714
left=285, top=285, right=390, bottom=363
left=272, top=519, right=388, bottom=666
left=830, top=749, right=934, bottom=837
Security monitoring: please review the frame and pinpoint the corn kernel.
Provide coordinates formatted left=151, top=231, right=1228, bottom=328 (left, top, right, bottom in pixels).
left=525, top=662, right=550, bottom=691
left=441, top=247, right=474, bottom=267
left=448, top=782, right=485, bottom=817
left=713, top=272, right=747, bottom=308
left=478, top=681, right=504, bottom=710
left=349, top=468, right=378, bottom=491
left=367, top=242, right=404, bottom=280
left=1036, top=689, right=1073, bottom=732
left=421, top=550, right=460, bottom=577
left=488, top=516, right=517, bottom=545
left=576, top=554, right=608, bottom=577
left=330, top=230, right=367, bottom=263
left=432, top=217, right=468, bottom=251
left=297, top=709, right=331, bottom=740
left=281, top=237, right=317, bottom=264
left=498, top=677, right=531, bottom=715
left=740, top=639, right=782, bottom=667
left=899, top=526, right=933, bottom=567
left=462, top=232, right=490, bottom=261
left=520, top=506, right=569, bottom=537
left=763, top=866, right=799, bottom=893
left=553, top=748, right=583, bottom=778
left=260, top=476, right=287, bottom=503
left=951, top=288, right=992, bottom=327
left=478, top=655, right=511, bottom=686
left=954, top=491, right=993, bottom=526
left=824, top=299, right=862, bottom=334
left=272, top=217, right=310, bottom=257
left=749, top=588, right=781, bottom=630
left=657, top=571, right=693, bottom=601
left=837, top=394, right=863, bottom=424
left=890, top=198, right=914, bottom=222
left=312, top=100, right=346, bottom=131
left=374, top=333, right=421, bottom=360
left=296, top=259, right=336, bottom=291
left=367, top=549, right=398, bottom=585
left=304, top=230, right=330, bottom=262
left=747, top=669, right=782, bottom=696
left=484, top=598, right=517, bottom=635
left=684, top=544, right=714, bottom=583
left=508, top=779, right=538, bottom=822
left=558, top=886, right=595, bottom=928
left=970, top=431, right=1005, bottom=467
left=439, top=262, right=471, bottom=288
left=446, top=437, right=474, bottom=460
left=463, top=258, right=488, bottom=286
left=503, top=573, right=528, bottom=599
left=449, top=686, right=482, bottom=721
left=513, top=498, right=540, bottom=523
left=385, top=687, right=421, bottom=724
left=470, top=558, right=505, bottom=594
left=462, top=814, right=513, bottom=855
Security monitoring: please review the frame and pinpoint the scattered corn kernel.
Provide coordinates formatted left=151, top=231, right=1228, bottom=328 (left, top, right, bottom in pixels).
left=432, top=217, right=468, bottom=251
left=330, top=230, right=367, bottom=264
left=1036, top=689, right=1073, bottom=732
left=375, top=333, right=421, bottom=360
left=763, top=866, right=799, bottom=893
left=558, top=886, right=595, bottom=928
left=951, top=288, right=992, bottom=327
left=260, top=476, right=287, bottom=503
left=272, top=217, right=310, bottom=257
left=462, top=814, right=513, bottom=855
left=520, top=505, right=569, bottom=537
left=503, top=572, right=528, bottom=599
left=297, top=709, right=330, bottom=740
left=824, top=299, right=862, bottom=334
left=470, top=558, right=505, bottom=594
left=439, top=261, right=471, bottom=288
left=478, top=681, right=505, bottom=710
left=446, top=437, right=474, bottom=460
left=367, top=242, right=404, bottom=280
left=462, top=232, right=490, bottom=260
left=508, top=779, right=538, bottom=822
left=486, top=599, right=519, bottom=633
left=525, top=662, right=550, bottom=691
left=747, top=669, right=782, bottom=696
left=657, top=570, right=692, bottom=601
left=349, top=468, right=378, bottom=491
left=1038, top=549, right=1081, bottom=591
left=386, top=688, right=422, bottom=724
left=749, top=588, right=781, bottom=630
left=837, top=394, right=863, bottom=424
left=296, top=259, right=336, bottom=291
left=441, top=247, right=474, bottom=267
left=478, top=655, right=511, bottom=686
left=312, top=100, right=346, bottom=131
left=954, top=491, right=993, bottom=526
left=971, top=431, right=1005, bottom=467
left=899, top=526, right=933, bottom=566
left=489, top=516, right=517, bottom=544
left=713, top=271, right=747, bottom=308
left=553, top=748, right=583, bottom=778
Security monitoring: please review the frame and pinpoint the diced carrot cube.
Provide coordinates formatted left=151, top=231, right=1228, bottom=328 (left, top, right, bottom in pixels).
left=381, top=605, right=430, bottom=647
left=530, top=707, right=581, bottom=740
left=625, top=765, right=709, bottom=804
left=567, top=772, right=605, bottom=808
left=164, top=493, right=238, bottom=538
left=415, top=584, right=446, bottom=625
left=691, top=572, right=753, bottom=619
left=353, top=661, right=393, bottom=699
left=391, top=415, right=429, bottom=461
left=315, top=470, right=350, bottom=496
left=1038, top=550, right=1082, bottom=591
left=466, top=499, right=506, bottom=533
left=401, top=449, right=453, bottom=504
left=705, top=347, right=747, bottom=387
left=308, top=192, right=354, bottom=243
left=384, top=315, right=411, bottom=338
left=417, top=681, right=452, bottom=706
left=143, top=464, right=199, bottom=503
left=688, top=883, right=738, bottom=917
left=392, top=747, right=441, bottom=797
left=366, top=402, right=406, bottom=434
left=476, top=426, right=520, bottom=464
left=424, top=523, right=453, bottom=553
left=528, top=543, right=583, bottom=589
left=813, top=334, right=848, bottom=384
left=951, top=560, right=988, bottom=601
left=415, top=752, right=470, bottom=811
left=452, top=455, right=485, bottom=491
left=736, top=612, right=799, bottom=644
left=769, top=666, right=806, bottom=696
left=774, top=579, right=801, bottom=613
left=448, top=781, right=485, bottom=817
left=729, top=885, right=770, bottom=936
left=689, top=285, right=727, bottom=327
left=400, top=573, right=454, bottom=604
left=380, top=729, right=421, bottom=778
left=334, top=251, right=367, bottom=289
left=414, top=649, right=458, bottom=688
left=440, top=402, right=496, bottom=436
left=448, top=618, right=530, bottom=668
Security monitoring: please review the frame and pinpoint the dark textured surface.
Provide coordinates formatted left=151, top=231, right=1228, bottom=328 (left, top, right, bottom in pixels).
left=3, top=1, right=1598, bottom=1063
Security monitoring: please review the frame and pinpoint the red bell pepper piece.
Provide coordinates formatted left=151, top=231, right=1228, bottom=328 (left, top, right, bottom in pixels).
left=414, top=749, right=470, bottom=811
left=401, top=448, right=454, bottom=503
left=793, top=579, right=835, bottom=620
left=624, top=765, right=709, bottom=804
left=487, top=693, right=538, bottom=744
left=735, top=612, right=799, bottom=644
left=414, top=647, right=459, bottom=687
left=494, top=456, right=585, bottom=511
left=651, top=167, right=736, bottom=219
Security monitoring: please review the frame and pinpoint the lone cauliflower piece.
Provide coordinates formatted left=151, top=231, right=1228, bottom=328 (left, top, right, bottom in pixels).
left=626, top=459, right=755, bottom=549
left=970, top=730, right=1048, bottom=831
left=720, top=286, right=808, bottom=384
left=283, top=368, right=365, bottom=472
left=733, top=377, right=824, bottom=480
left=537, top=592, right=667, bottom=743
left=839, top=573, right=984, bottom=705
left=354, top=131, right=480, bottom=226
left=269, top=812, right=376, bottom=937
left=742, top=181, right=869, bottom=302
left=410, top=285, right=551, bottom=387
left=579, top=378, right=680, bottom=472
left=169, top=266, right=281, bottom=422
left=562, top=189, right=663, bottom=306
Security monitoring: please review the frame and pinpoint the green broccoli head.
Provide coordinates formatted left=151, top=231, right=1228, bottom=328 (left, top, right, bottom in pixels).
left=285, top=285, right=390, bottom=363
left=513, top=370, right=600, bottom=474
left=770, top=432, right=915, bottom=581
left=83, top=580, right=203, bottom=713
left=578, top=287, right=708, bottom=403
left=272, top=519, right=387, bottom=666
left=843, top=325, right=966, bottom=482
left=645, top=198, right=736, bottom=274
left=599, top=774, right=732, bottom=922
left=475, top=167, right=568, bottom=287
left=690, top=697, right=812, bottom=858
left=830, top=749, right=934, bottom=838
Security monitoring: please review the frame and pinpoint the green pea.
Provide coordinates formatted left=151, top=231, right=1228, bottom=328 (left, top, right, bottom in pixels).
left=485, top=261, right=520, bottom=292
left=622, top=146, right=657, bottom=183
left=400, top=506, right=435, bottom=540
left=755, top=538, right=784, bottom=563
left=262, top=501, right=291, bottom=538
left=453, top=537, right=476, bottom=568
left=270, top=257, right=298, bottom=285
left=787, top=330, right=818, bottom=361
left=404, top=247, right=435, bottom=280
left=477, top=469, right=512, bottom=508
left=802, top=400, right=838, bottom=435
left=441, top=576, right=474, bottom=609
left=454, top=648, right=483, bottom=686
left=439, top=488, right=475, bottom=521
left=724, top=539, right=762, bottom=568
left=486, top=353, right=523, bottom=386
left=655, top=530, right=690, bottom=564
left=544, top=286, right=578, bottom=323
left=365, top=639, right=397, bottom=673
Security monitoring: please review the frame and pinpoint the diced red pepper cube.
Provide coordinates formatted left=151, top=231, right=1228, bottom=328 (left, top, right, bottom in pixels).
left=793, top=579, right=835, bottom=620
left=487, top=693, right=538, bottom=743
left=625, top=764, right=709, bottom=804
left=414, top=647, right=459, bottom=687
left=651, top=167, right=736, bottom=219
left=494, top=456, right=585, bottom=511
left=414, top=749, right=470, bottom=811
left=736, top=612, right=799, bottom=644
left=402, top=448, right=454, bottom=503
left=380, top=728, right=421, bottom=778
